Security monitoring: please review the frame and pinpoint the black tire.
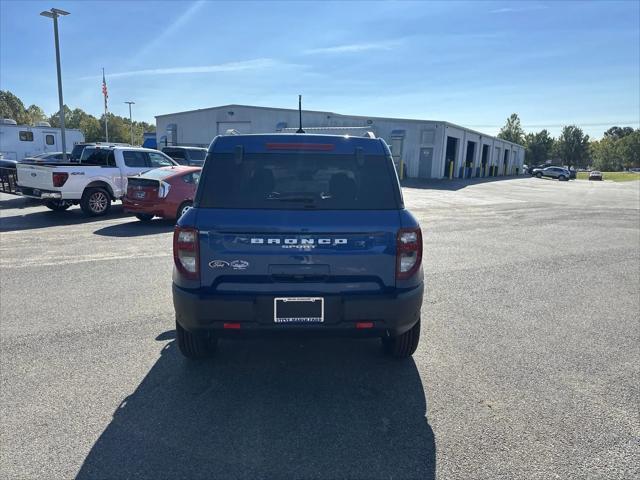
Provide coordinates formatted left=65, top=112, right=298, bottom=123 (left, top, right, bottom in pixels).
left=176, top=320, right=217, bottom=359
left=535, top=172, right=542, bottom=178
left=80, top=187, right=111, bottom=216
left=382, top=318, right=421, bottom=358
left=44, top=200, right=70, bottom=211
left=136, top=213, right=154, bottom=222
left=176, top=201, right=193, bottom=220
left=559, top=175, right=567, bottom=181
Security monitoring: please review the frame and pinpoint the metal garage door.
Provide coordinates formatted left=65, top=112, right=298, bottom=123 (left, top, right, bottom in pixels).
left=217, top=122, right=252, bottom=135
left=419, top=147, right=433, bottom=178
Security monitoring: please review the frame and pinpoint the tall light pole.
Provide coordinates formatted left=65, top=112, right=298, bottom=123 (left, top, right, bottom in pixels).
left=125, top=101, right=135, bottom=145
left=40, top=8, right=70, bottom=161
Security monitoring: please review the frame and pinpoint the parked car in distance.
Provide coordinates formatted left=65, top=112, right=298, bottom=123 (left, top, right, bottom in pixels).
left=161, top=146, right=208, bottom=166
left=589, top=170, right=603, bottom=181
left=16, top=146, right=177, bottom=216
left=533, top=166, right=571, bottom=181
left=123, top=166, right=201, bottom=221
left=528, top=164, right=550, bottom=175
left=172, top=134, right=424, bottom=360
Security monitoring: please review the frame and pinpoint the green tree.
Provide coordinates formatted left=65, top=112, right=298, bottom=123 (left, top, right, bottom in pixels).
left=498, top=113, right=525, bottom=145
left=591, top=138, right=621, bottom=171
left=604, top=126, right=635, bottom=140
left=554, top=125, right=590, bottom=169
left=616, top=130, right=640, bottom=169
left=524, top=129, right=555, bottom=165
left=48, top=105, right=73, bottom=128
left=0, top=90, right=29, bottom=124
left=26, top=104, right=47, bottom=124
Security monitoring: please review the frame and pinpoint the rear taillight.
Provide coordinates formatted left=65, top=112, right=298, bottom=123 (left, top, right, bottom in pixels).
left=158, top=181, right=171, bottom=198
left=396, top=227, right=422, bottom=280
left=173, top=227, right=199, bottom=280
left=52, top=172, right=68, bottom=187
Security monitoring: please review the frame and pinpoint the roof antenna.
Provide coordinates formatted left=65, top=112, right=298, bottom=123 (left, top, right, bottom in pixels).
left=296, top=94, right=305, bottom=133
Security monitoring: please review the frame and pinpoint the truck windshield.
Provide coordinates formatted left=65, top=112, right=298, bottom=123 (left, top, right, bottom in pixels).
left=199, top=152, right=399, bottom=210
left=70, top=144, right=85, bottom=161
left=189, top=150, right=206, bottom=161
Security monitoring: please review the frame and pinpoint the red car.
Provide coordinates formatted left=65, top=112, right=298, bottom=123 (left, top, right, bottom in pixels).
left=123, top=166, right=201, bottom=221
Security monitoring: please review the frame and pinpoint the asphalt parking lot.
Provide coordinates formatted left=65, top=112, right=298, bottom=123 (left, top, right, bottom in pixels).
left=1, top=177, right=639, bottom=480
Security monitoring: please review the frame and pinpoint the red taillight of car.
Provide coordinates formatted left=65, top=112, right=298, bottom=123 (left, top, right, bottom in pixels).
left=173, top=226, right=199, bottom=280
left=52, top=172, right=68, bottom=187
left=396, top=227, right=422, bottom=280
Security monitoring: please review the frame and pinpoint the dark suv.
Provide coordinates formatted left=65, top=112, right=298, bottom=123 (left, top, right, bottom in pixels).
left=172, top=134, right=424, bottom=359
left=162, top=146, right=208, bottom=166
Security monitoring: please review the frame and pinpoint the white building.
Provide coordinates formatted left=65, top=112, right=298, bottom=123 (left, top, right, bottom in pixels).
left=155, top=104, right=525, bottom=179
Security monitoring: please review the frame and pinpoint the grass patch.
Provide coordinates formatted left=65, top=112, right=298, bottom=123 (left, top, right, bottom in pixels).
left=577, top=172, right=640, bottom=182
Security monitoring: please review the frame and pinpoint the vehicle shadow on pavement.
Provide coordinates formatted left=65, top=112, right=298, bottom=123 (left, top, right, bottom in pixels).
left=93, top=219, right=175, bottom=237
left=0, top=204, right=130, bottom=232
left=76, top=334, right=436, bottom=480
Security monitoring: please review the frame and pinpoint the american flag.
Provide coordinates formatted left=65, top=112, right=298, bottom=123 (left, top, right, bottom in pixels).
left=102, top=69, right=108, bottom=110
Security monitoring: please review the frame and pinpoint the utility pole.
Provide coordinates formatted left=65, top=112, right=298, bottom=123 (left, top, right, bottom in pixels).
left=125, top=101, right=135, bottom=145
left=40, top=8, right=69, bottom=160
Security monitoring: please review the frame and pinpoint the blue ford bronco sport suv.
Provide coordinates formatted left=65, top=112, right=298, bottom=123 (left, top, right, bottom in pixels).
left=172, top=134, right=424, bottom=359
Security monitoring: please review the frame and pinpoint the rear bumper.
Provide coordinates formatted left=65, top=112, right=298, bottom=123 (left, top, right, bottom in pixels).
left=123, top=198, right=174, bottom=218
left=173, top=283, right=424, bottom=337
left=17, top=186, right=64, bottom=199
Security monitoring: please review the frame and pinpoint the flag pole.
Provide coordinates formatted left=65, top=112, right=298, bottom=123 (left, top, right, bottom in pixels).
left=102, top=67, right=109, bottom=142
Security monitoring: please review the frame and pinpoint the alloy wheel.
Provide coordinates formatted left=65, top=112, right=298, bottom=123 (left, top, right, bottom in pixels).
left=89, top=191, right=108, bottom=213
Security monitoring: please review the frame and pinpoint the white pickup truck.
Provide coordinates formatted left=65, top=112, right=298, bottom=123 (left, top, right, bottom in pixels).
left=16, top=146, right=177, bottom=216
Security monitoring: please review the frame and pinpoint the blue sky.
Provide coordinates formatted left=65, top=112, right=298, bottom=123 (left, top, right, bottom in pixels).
left=1, top=0, right=638, bottom=138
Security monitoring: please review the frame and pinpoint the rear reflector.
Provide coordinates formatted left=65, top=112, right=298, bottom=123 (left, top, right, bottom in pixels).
left=266, top=143, right=335, bottom=151
left=223, top=323, right=241, bottom=329
left=356, top=322, right=374, bottom=329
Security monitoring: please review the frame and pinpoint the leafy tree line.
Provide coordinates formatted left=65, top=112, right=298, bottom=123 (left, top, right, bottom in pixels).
left=498, top=113, right=639, bottom=170
left=0, top=90, right=155, bottom=146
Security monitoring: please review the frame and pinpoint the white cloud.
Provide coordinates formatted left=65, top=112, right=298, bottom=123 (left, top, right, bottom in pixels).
left=490, top=5, right=548, bottom=14
left=130, top=0, right=206, bottom=63
left=81, top=58, right=280, bottom=80
left=304, top=41, right=400, bottom=55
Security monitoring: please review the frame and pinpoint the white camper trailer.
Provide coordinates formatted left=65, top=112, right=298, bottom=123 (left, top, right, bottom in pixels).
left=0, top=118, right=85, bottom=161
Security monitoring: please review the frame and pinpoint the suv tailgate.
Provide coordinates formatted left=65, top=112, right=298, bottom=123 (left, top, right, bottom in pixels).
left=197, top=209, right=399, bottom=293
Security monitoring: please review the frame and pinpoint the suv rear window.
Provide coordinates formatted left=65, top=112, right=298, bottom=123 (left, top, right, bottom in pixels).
left=199, top=152, right=399, bottom=210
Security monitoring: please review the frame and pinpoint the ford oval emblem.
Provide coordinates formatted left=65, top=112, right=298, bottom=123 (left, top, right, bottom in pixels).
left=31, top=172, right=37, bottom=177
left=208, top=260, right=229, bottom=269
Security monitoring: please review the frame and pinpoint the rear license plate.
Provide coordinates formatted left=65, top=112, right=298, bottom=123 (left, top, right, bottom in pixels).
left=32, top=188, right=41, bottom=197
left=134, top=191, right=146, bottom=199
left=274, top=297, right=324, bottom=323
